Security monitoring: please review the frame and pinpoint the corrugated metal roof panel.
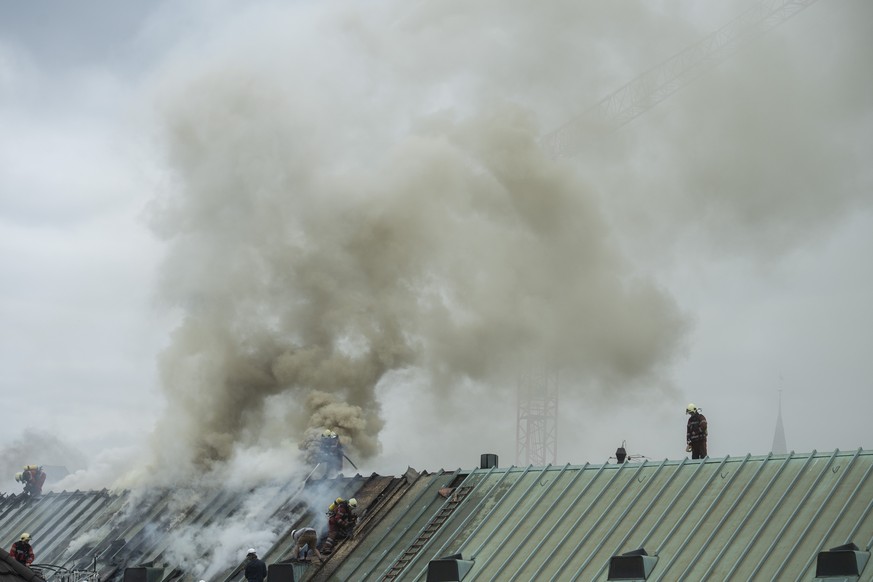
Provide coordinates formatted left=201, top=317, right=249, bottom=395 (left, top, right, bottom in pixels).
left=1, top=449, right=872, bottom=581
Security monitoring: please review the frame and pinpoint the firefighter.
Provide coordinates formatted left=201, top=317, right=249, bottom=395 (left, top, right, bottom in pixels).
left=15, top=465, right=46, bottom=498
left=319, top=430, right=344, bottom=476
left=243, top=548, right=267, bottom=582
left=292, top=526, right=325, bottom=563
left=322, top=497, right=358, bottom=555
left=686, top=403, right=708, bottom=459
left=10, top=533, right=35, bottom=566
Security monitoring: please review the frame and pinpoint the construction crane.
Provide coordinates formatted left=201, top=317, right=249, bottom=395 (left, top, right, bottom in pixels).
left=516, top=0, right=820, bottom=466
left=538, top=0, right=821, bottom=160
left=516, top=367, right=559, bottom=467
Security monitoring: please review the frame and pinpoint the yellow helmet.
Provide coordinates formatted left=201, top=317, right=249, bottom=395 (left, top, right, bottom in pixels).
left=348, top=498, right=358, bottom=508
left=25, top=465, right=37, bottom=471
left=686, top=403, right=697, bottom=414
left=20, top=533, right=31, bottom=542
left=14, top=472, right=22, bottom=482
left=322, top=429, right=332, bottom=438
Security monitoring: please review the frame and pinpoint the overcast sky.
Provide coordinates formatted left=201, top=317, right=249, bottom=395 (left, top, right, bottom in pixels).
left=1, top=0, right=871, bottom=493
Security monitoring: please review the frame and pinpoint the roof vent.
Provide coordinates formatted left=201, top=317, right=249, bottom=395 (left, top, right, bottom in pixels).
left=815, top=543, right=870, bottom=578
left=268, top=562, right=303, bottom=581
left=427, top=553, right=474, bottom=581
left=607, top=548, right=658, bottom=580
left=122, top=567, right=165, bottom=582
left=480, top=454, right=498, bottom=469
left=615, top=445, right=627, bottom=464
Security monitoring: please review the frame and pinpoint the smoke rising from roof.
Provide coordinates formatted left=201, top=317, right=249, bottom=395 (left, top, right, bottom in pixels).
left=138, top=1, right=694, bottom=473
left=132, top=0, right=871, bottom=474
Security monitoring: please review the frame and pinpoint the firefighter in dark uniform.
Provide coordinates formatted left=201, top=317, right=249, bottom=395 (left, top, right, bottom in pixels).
left=319, top=430, right=344, bottom=476
left=686, top=403, right=708, bottom=459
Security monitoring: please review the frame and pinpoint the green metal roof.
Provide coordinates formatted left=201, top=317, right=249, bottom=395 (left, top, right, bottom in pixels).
left=1, top=449, right=871, bottom=581
left=319, top=449, right=873, bottom=581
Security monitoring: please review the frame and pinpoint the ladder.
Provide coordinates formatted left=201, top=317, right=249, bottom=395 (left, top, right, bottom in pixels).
left=381, top=486, right=473, bottom=580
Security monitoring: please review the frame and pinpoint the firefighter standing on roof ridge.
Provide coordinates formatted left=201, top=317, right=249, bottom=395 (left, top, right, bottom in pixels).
left=686, top=403, right=708, bottom=459
left=319, top=429, right=344, bottom=476
left=10, top=533, right=34, bottom=566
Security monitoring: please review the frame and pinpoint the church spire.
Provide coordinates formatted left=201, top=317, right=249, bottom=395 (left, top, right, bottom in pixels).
left=771, top=389, right=787, bottom=454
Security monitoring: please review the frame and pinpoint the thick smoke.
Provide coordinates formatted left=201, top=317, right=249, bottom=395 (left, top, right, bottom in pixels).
left=139, top=1, right=692, bottom=473
left=137, top=0, right=871, bottom=473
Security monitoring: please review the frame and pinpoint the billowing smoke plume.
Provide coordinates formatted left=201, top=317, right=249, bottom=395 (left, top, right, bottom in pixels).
left=136, top=0, right=871, bottom=474
left=138, top=1, right=692, bottom=473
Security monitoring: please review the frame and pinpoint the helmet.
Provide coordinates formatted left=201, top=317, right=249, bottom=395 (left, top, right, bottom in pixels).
left=14, top=472, right=22, bottom=482
left=686, top=403, right=697, bottom=414
left=322, top=429, right=332, bottom=438
left=246, top=548, right=257, bottom=556
left=348, top=498, right=358, bottom=508
left=20, top=533, right=30, bottom=542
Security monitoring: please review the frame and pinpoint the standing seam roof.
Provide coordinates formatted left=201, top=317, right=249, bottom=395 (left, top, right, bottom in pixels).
left=2, top=449, right=872, bottom=581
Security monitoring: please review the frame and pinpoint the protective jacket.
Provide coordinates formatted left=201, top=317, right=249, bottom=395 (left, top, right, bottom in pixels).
left=244, top=557, right=267, bottom=582
left=10, top=540, right=34, bottom=566
left=319, top=438, right=344, bottom=473
left=328, top=501, right=357, bottom=538
left=21, top=467, right=46, bottom=496
left=687, top=412, right=708, bottom=443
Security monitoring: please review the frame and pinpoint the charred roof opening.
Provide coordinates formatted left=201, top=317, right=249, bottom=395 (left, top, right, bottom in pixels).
left=815, top=543, right=870, bottom=578
left=608, top=548, right=658, bottom=581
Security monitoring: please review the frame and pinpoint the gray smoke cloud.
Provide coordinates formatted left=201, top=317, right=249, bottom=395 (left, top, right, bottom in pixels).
left=134, top=0, right=870, bottom=473
left=579, top=1, right=873, bottom=261
left=138, top=0, right=693, bottom=472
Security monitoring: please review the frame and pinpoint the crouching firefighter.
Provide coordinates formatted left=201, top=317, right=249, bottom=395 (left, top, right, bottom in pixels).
left=321, top=497, right=358, bottom=555
left=15, top=465, right=46, bottom=498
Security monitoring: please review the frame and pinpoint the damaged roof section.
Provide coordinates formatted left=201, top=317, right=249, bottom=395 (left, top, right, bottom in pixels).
left=2, top=450, right=873, bottom=581
left=0, top=472, right=391, bottom=581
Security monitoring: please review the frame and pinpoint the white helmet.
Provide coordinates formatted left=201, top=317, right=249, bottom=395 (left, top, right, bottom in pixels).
left=686, top=403, right=697, bottom=414
left=348, top=498, right=358, bottom=508
left=14, top=472, right=22, bottom=482
left=246, top=548, right=257, bottom=556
